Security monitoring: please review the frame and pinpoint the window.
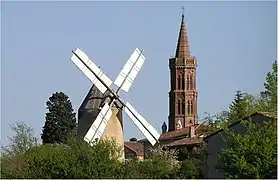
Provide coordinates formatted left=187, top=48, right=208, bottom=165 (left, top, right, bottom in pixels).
left=187, top=100, right=190, bottom=114
left=177, top=75, right=181, bottom=90
left=186, top=75, right=189, bottom=90
left=190, top=101, right=194, bottom=114
left=177, top=99, right=181, bottom=114
left=182, top=99, right=185, bottom=114
left=181, top=75, right=185, bottom=89
left=190, top=75, right=193, bottom=90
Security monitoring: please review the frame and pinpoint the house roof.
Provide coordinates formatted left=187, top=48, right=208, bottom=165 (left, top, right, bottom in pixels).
left=124, top=141, right=144, bottom=156
left=166, top=136, right=203, bottom=147
left=203, top=111, right=277, bottom=141
left=159, top=124, right=208, bottom=140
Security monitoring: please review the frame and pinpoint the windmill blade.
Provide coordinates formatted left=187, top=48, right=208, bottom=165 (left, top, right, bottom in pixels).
left=124, top=102, right=160, bottom=146
left=71, top=48, right=112, bottom=94
left=114, top=48, right=145, bottom=92
left=84, top=102, right=113, bottom=145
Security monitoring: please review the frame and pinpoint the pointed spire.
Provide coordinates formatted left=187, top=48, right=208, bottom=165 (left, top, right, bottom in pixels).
left=175, top=7, right=190, bottom=58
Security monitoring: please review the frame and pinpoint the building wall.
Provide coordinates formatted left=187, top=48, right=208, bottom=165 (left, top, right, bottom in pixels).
left=124, top=148, right=137, bottom=159
left=206, top=114, right=272, bottom=178
left=102, top=108, right=124, bottom=161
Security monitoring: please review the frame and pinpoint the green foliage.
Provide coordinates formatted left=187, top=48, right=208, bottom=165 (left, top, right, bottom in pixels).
left=177, top=142, right=207, bottom=178
left=41, top=92, right=77, bottom=144
left=2, top=136, right=124, bottom=179
left=24, top=137, right=124, bottom=179
left=217, top=119, right=277, bottom=179
left=123, top=146, right=180, bottom=179
left=261, top=60, right=277, bottom=111
left=178, top=158, right=205, bottom=179
left=24, top=144, right=71, bottom=178
left=1, top=121, right=38, bottom=156
left=1, top=152, right=29, bottom=179
left=1, top=121, right=38, bottom=179
left=227, top=91, right=250, bottom=124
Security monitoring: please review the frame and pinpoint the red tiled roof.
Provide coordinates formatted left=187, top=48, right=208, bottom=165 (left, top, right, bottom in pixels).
left=166, top=137, right=203, bottom=147
left=124, top=141, right=144, bottom=156
left=159, top=124, right=208, bottom=140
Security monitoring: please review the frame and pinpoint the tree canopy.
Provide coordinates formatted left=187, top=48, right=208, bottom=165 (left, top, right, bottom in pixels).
left=41, top=92, right=77, bottom=144
left=217, top=119, right=277, bottom=179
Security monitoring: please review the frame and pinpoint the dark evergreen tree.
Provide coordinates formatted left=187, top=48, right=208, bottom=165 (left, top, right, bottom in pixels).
left=41, top=92, right=77, bottom=144
left=227, top=91, right=249, bottom=124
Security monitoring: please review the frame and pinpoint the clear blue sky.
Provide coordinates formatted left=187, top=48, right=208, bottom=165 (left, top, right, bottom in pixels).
left=1, top=1, right=276, bottom=145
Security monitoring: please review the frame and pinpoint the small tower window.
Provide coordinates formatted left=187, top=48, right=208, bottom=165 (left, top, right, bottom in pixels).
left=187, top=100, right=190, bottom=114
left=182, top=99, right=185, bottom=114
left=186, top=75, right=189, bottom=90
left=181, top=75, right=185, bottom=89
left=190, top=101, right=194, bottom=114
left=177, top=75, right=181, bottom=90
left=177, top=99, right=181, bottom=114
left=190, top=75, right=193, bottom=90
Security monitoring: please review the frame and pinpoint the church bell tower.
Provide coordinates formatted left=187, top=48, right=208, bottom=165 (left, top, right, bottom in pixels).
left=168, top=11, right=198, bottom=132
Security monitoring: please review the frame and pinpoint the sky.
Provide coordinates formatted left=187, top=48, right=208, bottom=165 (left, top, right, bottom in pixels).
left=1, top=1, right=277, bottom=146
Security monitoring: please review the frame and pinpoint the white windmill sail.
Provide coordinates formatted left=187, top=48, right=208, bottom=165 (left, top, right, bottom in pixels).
left=114, top=48, right=145, bottom=92
left=70, top=46, right=160, bottom=147
left=124, top=102, right=160, bottom=146
left=84, top=102, right=113, bottom=144
left=71, top=48, right=112, bottom=94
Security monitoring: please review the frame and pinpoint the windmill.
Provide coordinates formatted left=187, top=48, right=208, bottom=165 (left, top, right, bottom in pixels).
left=70, top=47, right=160, bottom=148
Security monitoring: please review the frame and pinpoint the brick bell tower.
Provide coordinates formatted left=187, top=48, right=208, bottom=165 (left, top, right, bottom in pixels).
left=168, top=12, right=198, bottom=132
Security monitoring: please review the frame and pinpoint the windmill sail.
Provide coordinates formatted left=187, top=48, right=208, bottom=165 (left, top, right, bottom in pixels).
left=71, top=46, right=161, bottom=147
left=84, top=102, right=113, bottom=144
left=71, top=48, right=112, bottom=94
left=114, top=48, right=145, bottom=92
left=124, top=102, right=160, bottom=146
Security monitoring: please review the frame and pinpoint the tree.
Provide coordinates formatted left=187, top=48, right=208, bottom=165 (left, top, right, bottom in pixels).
left=227, top=91, right=249, bottom=124
left=178, top=158, right=204, bottom=179
left=1, top=121, right=38, bottom=178
left=123, top=146, right=180, bottom=179
left=261, top=61, right=277, bottom=111
left=177, top=142, right=207, bottom=178
left=24, top=138, right=124, bottom=179
left=217, top=119, right=277, bottom=179
left=1, top=121, right=38, bottom=156
left=41, top=92, right=77, bottom=144
left=226, top=91, right=262, bottom=125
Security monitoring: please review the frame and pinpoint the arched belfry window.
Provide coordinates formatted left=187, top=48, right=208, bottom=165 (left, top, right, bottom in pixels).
left=187, top=100, right=190, bottom=114
left=177, top=74, right=181, bottom=90
left=190, top=75, right=193, bottom=90
left=190, top=101, right=194, bottom=114
left=177, top=99, right=181, bottom=114
left=186, top=75, right=189, bottom=90
left=181, top=75, right=185, bottom=90
left=182, top=99, right=185, bottom=114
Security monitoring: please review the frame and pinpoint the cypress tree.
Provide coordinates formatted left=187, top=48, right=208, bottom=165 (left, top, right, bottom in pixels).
left=41, top=92, right=77, bottom=144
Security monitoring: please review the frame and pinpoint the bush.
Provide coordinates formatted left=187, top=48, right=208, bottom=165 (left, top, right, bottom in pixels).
left=123, top=146, right=180, bottom=179
left=26, top=138, right=124, bottom=179
left=1, top=137, right=125, bottom=179
left=178, top=158, right=205, bottom=179
left=1, top=153, right=29, bottom=179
